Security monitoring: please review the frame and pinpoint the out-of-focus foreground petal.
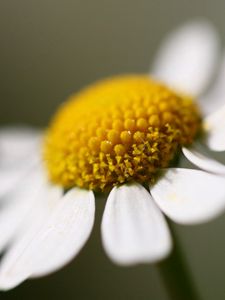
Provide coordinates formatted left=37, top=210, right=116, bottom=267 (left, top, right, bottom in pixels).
left=31, top=188, right=95, bottom=278
left=0, top=127, right=42, bottom=198
left=0, top=166, right=45, bottom=252
left=0, top=187, right=95, bottom=290
left=0, top=127, right=41, bottom=168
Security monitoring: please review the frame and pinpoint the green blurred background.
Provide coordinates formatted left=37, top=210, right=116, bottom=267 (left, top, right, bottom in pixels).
left=0, top=0, right=225, bottom=299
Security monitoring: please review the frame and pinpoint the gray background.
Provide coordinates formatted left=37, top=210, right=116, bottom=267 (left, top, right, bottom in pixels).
left=0, top=1, right=225, bottom=299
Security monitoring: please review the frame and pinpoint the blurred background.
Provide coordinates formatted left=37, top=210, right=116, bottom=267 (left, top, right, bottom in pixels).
left=0, top=0, right=225, bottom=299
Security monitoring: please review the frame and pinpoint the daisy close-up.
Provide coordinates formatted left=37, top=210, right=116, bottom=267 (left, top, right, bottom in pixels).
left=0, top=19, right=225, bottom=295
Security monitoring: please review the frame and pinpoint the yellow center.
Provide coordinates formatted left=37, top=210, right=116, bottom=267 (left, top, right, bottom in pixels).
left=44, top=75, right=201, bottom=191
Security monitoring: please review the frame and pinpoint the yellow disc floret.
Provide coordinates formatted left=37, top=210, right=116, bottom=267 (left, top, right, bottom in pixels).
left=44, top=75, right=201, bottom=191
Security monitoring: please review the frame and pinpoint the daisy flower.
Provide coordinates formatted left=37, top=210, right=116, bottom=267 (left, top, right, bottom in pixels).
left=0, top=20, right=225, bottom=291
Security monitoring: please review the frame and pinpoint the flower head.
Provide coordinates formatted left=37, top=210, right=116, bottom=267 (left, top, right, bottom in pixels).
left=0, top=20, right=225, bottom=290
left=44, top=75, right=201, bottom=190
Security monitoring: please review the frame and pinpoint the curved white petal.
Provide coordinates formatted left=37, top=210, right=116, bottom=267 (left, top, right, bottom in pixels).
left=0, top=169, right=29, bottom=199
left=0, top=127, right=42, bottom=199
left=150, top=168, right=225, bottom=225
left=0, top=182, right=62, bottom=290
left=101, top=183, right=172, bottom=266
left=203, top=104, right=225, bottom=151
left=0, top=127, right=42, bottom=168
left=151, top=20, right=220, bottom=96
left=0, top=166, right=45, bottom=252
left=0, top=160, right=40, bottom=199
left=201, top=52, right=225, bottom=114
left=182, top=146, right=225, bottom=175
left=0, top=127, right=41, bottom=148
left=31, top=188, right=95, bottom=278
left=0, top=187, right=94, bottom=290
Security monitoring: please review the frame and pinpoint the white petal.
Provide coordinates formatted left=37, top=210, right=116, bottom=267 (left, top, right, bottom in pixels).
left=0, top=127, right=42, bottom=199
left=0, top=161, right=39, bottom=199
left=101, top=183, right=172, bottom=266
left=0, top=166, right=45, bottom=252
left=200, top=52, right=225, bottom=114
left=31, top=188, right=95, bottom=278
left=151, top=20, right=220, bottom=96
left=182, top=146, right=225, bottom=175
left=150, top=168, right=225, bottom=225
left=0, top=183, right=62, bottom=290
left=0, top=127, right=42, bottom=168
left=0, top=187, right=95, bottom=290
left=0, top=169, right=28, bottom=199
left=203, top=104, right=225, bottom=151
